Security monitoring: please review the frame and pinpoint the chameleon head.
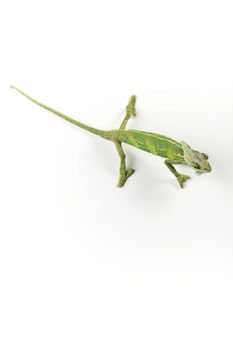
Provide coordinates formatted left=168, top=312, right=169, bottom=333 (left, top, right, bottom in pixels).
left=181, top=141, right=212, bottom=174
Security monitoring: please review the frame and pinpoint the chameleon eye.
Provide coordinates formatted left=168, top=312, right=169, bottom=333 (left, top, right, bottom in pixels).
left=194, top=163, right=200, bottom=169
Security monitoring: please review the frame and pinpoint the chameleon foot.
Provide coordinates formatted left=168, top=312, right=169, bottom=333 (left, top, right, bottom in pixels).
left=177, top=174, right=190, bottom=188
left=117, top=169, right=135, bottom=187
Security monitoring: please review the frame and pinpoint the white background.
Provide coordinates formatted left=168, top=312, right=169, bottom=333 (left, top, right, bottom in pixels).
left=1, top=1, right=233, bottom=349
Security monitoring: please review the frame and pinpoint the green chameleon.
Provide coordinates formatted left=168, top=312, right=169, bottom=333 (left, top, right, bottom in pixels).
left=11, top=86, right=211, bottom=188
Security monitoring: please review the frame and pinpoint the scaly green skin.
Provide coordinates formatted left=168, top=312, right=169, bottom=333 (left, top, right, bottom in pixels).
left=10, top=86, right=212, bottom=188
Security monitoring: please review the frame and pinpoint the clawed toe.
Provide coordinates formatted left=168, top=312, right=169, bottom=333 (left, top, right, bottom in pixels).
left=126, top=168, right=135, bottom=178
left=177, top=174, right=190, bottom=188
left=117, top=169, right=135, bottom=187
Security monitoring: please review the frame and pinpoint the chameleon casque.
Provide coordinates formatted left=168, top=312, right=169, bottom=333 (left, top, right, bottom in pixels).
left=11, top=86, right=211, bottom=188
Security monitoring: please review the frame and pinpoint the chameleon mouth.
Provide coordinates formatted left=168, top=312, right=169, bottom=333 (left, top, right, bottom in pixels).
left=196, top=164, right=211, bottom=175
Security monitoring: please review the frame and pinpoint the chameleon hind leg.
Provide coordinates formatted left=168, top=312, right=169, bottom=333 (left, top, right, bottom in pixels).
left=164, top=159, right=190, bottom=188
left=119, top=95, right=137, bottom=130
left=114, top=141, right=135, bottom=187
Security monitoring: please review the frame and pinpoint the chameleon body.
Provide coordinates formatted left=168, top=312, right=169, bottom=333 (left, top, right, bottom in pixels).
left=10, top=86, right=211, bottom=188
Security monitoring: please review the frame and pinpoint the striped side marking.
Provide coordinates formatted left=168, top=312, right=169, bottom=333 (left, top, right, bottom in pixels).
left=128, top=135, right=139, bottom=148
left=145, top=138, right=157, bottom=154
left=129, top=130, right=181, bottom=148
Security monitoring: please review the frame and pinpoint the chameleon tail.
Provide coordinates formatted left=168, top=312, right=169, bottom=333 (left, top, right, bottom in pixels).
left=10, top=86, right=109, bottom=140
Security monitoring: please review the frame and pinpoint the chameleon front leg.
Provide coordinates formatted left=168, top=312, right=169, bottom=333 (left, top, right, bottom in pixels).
left=114, top=141, right=135, bottom=187
left=119, top=95, right=137, bottom=130
left=164, top=159, right=190, bottom=188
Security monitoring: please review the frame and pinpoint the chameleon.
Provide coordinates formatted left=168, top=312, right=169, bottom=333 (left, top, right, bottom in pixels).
left=10, top=86, right=211, bottom=188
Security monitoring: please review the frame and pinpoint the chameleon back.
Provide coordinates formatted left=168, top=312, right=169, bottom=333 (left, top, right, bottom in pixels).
left=117, top=129, right=184, bottom=162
